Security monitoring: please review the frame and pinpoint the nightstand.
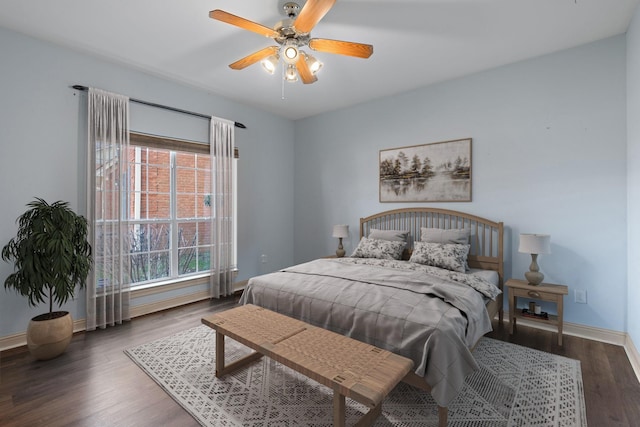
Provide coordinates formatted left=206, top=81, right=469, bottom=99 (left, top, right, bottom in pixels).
left=506, top=278, right=569, bottom=346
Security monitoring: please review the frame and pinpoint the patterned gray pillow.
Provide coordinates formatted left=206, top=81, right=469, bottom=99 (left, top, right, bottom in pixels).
left=409, top=241, right=470, bottom=273
left=351, top=237, right=405, bottom=260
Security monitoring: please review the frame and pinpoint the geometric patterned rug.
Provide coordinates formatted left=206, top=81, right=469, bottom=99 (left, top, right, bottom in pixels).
left=125, top=325, right=587, bottom=427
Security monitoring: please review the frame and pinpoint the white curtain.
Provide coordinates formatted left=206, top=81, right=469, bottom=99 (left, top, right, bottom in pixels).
left=210, top=117, right=236, bottom=298
left=86, top=88, right=131, bottom=330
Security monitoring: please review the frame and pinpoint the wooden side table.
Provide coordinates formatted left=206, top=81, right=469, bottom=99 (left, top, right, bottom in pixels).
left=506, top=278, right=569, bottom=345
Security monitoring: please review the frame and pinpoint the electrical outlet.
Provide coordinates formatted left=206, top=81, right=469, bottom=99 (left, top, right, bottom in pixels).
left=260, top=254, right=267, bottom=264
left=574, top=289, right=587, bottom=304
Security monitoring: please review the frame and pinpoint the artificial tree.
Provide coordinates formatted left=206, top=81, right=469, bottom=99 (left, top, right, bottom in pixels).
left=2, top=198, right=91, bottom=359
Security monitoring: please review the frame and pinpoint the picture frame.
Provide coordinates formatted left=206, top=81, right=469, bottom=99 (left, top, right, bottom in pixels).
left=379, top=138, right=472, bottom=202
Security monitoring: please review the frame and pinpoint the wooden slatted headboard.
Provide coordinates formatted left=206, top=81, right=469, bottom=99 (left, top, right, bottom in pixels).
left=360, top=208, right=504, bottom=287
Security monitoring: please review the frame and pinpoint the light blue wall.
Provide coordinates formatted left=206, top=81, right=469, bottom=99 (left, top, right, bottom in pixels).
left=0, top=26, right=295, bottom=337
left=294, top=36, right=628, bottom=333
left=0, top=23, right=635, bottom=341
left=627, top=5, right=640, bottom=348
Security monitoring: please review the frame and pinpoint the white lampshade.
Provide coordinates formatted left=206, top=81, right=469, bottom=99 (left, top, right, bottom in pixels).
left=332, top=225, right=349, bottom=238
left=304, top=52, right=323, bottom=75
left=261, top=54, right=279, bottom=75
left=284, top=64, right=298, bottom=82
left=518, top=234, right=551, bottom=255
left=283, top=45, right=299, bottom=63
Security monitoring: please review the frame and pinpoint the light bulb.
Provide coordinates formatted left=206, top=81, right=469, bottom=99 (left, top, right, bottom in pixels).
left=284, top=46, right=298, bottom=60
left=305, top=53, right=323, bottom=74
left=284, top=64, right=298, bottom=82
left=261, top=54, right=279, bottom=75
left=281, top=41, right=299, bottom=65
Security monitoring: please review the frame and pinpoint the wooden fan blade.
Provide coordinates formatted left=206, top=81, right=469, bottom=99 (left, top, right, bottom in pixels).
left=293, top=0, right=336, bottom=34
left=210, top=10, right=279, bottom=38
left=309, top=38, right=373, bottom=58
left=296, top=56, right=318, bottom=84
left=229, top=46, right=279, bottom=70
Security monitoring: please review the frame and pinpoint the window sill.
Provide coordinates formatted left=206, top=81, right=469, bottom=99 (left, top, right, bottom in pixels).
left=130, top=270, right=239, bottom=298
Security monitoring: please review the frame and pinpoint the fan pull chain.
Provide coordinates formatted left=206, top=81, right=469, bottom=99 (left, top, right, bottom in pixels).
left=281, top=63, right=286, bottom=100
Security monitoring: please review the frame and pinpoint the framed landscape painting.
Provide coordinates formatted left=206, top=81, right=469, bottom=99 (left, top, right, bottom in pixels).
left=379, top=138, right=472, bottom=202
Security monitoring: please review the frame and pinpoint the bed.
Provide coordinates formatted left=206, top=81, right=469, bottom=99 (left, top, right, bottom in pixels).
left=239, top=208, right=504, bottom=426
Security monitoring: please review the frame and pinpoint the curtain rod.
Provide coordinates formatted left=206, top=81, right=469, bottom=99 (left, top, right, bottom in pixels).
left=71, top=85, right=246, bottom=129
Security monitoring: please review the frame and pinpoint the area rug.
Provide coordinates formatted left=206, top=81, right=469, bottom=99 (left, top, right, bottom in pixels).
left=125, top=325, right=587, bottom=426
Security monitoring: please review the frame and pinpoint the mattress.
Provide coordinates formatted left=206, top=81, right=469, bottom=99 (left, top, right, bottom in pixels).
left=239, top=257, right=501, bottom=406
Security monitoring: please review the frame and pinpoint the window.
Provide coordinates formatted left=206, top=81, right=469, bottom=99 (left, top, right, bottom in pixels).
left=120, top=133, right=237, bottom=288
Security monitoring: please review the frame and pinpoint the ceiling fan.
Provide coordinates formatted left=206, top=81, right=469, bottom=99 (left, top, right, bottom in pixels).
left=209, top=0, right=373, bottom=84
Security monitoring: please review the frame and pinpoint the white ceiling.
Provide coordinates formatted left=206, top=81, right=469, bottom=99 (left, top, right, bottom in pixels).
left=0, top=0, right=638, bottom=120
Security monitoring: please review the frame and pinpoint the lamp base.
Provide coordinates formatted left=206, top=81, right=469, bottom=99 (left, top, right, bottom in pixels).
left=525, top=270, right=544, bottom=286
left=336, top=238, right=345, bottom=258
left=524, top=253, right=544, bottom=285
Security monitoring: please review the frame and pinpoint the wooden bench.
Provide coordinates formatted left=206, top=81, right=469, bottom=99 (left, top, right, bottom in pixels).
left=201, top=304, right=414, bottom=426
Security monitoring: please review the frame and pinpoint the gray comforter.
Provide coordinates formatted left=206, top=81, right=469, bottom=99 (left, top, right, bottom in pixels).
left=239, top=258, right=494, bottom=406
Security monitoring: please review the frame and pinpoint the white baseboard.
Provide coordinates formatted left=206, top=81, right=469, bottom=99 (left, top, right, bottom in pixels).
left=509, top=316, right=627, bottom=346
left=0, top=318, right=86, bottom=352
left=233, top=280, right=248, bottom=293
left=0, top=290, right=212, bottom=352
left=625, top=334, right=640, bottom=381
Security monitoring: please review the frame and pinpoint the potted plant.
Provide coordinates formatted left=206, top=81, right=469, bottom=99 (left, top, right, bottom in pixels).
left=2, top=198, right=91, bottom=360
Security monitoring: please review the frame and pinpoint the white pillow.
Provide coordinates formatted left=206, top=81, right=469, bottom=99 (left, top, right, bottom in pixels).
left=420, top=227, right=470, bottom=245
left=351, top=237, right=405, bottom=260
left=409, top=241, right=470, bottom=273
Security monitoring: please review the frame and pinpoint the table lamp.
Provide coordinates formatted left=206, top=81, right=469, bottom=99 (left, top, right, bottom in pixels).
left=518, top=233, right=551, bottom=286
left=332, top=225, right=349, bottom=257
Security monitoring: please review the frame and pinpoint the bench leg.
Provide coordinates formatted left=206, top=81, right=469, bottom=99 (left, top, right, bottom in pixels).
left=333, top=392, right=382, bottom=427
left=215, top=331, right=225, bottom=377
left=438, top=405, right=448, bottom=427
left=354, top=403, right=381, bottom=427
left=401, top=372, right=448, bottom=426
left=333, top=393, right=346, bottom=427
left=215, top=332, right=264, bottom=377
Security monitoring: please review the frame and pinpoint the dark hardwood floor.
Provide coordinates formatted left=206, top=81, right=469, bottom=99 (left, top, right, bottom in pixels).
left=1, top=298, right=639, bottom=426
left=486, top=324, right=640, bottom=427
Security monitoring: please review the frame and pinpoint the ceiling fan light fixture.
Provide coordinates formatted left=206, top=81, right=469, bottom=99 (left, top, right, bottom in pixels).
left=284, top=46, right=298, bottom=60
left=261, top=54, right=280, bottom=74
left=304, top=52, right=323, bottom=75
left=210, top=1, right=373, bottom=86
left=281, top=40, right=300, bottom=64
left=284, top=64, right=299, bottom=82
